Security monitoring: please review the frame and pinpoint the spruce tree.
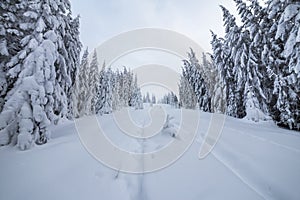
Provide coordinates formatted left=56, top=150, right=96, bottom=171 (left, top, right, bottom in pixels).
left=88, top=50, right=99, bottom=114
left=0, top=0, right=81, bottom=149
left=272, top=0, right=300, bottom=129
left=0, top=0, right=30, bottom=108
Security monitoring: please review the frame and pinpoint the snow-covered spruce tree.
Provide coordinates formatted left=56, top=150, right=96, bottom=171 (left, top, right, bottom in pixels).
left=0, top=0, right=28, bottom=112
left=97, top=67, right=113, bottom=114
left=259, top=1, right=278, bottom=113
left=255, top=0, right=300, bottom=129
left=144, top=92, right=151, bottom=103
left=235, top=0, right=270, bottom=121
left=130, top=78, right=139, bottom=109
left=211, top=4, right=266, bottom=120
left=201, top=52, right=218, bottom=109
left=64, top=15, right=82, bottom=118
left=102, top=67, right=113, bottom=114
left=126, top=70, right=135, bottom=107
left=271, top=0, right=300, bottom=129
left=161, top=92, right=179, bottom=108
left=73, top=48, right=90, bottom=117
left=186, top=49, right=211, bottom=112
left=95, top=61, right=106, bottom=114
left=178, top=74, right=197, bottom=109
left=46, top=1, right=82, bottom=121
left=210, top=31, right=227, bottom=113
left=182, top=54, right=196, bottom=106
left=151, top=94, right=156, bottom=105
left=260, top=0, right=287, bottom=124
left=210, top=10, right=239, bottom=117
left=0, top=0, right=81, bottom=149
left=111, top=70, right=121, bottom=111
left=136, top=88, right=144, bottom=109
left=160, top=93, right=169, bottom=104
left=130, top=75, right=143, bottom=109
left=88, top=50, right=99, bottom=114
left=220, top=5, right=245, bottom=118
left=121, top=67, right=131, bottom=106
left=194, top=63, right=211, bottom=112
left=115, top=70, right=122, bottom=107
left=238, top=30, right=269, bottom=122
left=210, top=5, right=242, bottom=117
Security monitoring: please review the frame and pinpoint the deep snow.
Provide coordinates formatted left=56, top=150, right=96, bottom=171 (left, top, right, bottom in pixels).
left=0, top=104, right=300, bottom=200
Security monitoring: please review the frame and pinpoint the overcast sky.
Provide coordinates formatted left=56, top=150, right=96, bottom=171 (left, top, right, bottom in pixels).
left=69, top=0, right=239, bottom=98
left=70, top=0, right=239, bottom=53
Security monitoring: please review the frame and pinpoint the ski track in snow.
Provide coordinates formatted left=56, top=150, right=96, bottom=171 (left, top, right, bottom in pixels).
left=209, top=150, right=269, bottom=200
left=137, top=138, right=147, bottom=200
left=196, top=120, right=299, bottom=200
left=197, top=136, right=273, bottom=200
left=225, top=126, right=300, bottom=154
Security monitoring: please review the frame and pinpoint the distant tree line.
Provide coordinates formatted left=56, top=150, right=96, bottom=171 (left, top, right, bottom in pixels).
left=72, top=49, right=143, bottom=117
left=160, top=92, right=179, bottom=108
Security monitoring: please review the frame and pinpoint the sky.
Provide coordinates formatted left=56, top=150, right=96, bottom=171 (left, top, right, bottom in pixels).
left=69, top=0, right=239, bottom=98
left=70, top=0, right=239, bottom=53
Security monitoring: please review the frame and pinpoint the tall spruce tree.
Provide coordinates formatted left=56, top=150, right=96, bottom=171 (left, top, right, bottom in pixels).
left=88, top=50, right=99, bottom=114
left=273, top=0, right=300, bottom=129
left=0, top=0, right=82, bottom=149
left=0, top=0, right=28, bottom=112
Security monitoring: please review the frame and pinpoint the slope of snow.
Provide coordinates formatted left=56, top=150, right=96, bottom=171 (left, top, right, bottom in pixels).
left=0, top=105, right=300, bottom=200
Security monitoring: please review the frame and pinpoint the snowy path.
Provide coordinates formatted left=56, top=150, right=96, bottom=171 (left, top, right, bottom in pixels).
left=0, top=105, right=299, bottom=200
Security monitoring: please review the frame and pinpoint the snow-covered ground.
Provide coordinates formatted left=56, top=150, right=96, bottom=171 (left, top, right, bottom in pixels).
left=1, top=104, right=300, bottom=200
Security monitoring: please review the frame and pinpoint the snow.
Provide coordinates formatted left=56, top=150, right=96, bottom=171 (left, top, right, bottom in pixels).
left=17, top=102, right=34, bottom=150
left=18, top=50, right=27, bottom=59
left=19, top=23, right=33, bottom=31
left=17, top=131, right=33, bottom=150
left=0, top=39, right=9, bottom=56
left=36, top=18, right=46, bottom=33
left=296, top=26, right=300, bottom=43
left=245, top=90, right=269, bottom=122
left=0, top=125, right=10, bottom=145
left=44, top=30, right=58, bottom=43
left=284, top=31, right=296, bottom=58
left=1, top=105, right=300, bottom=200
left=28, top=38, right=38, bottom=50
left=281, top=4, right=299, bottom=22
left=20, top=35, right=31, bottom=47
left=23, top=11, right=38, bottom=19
